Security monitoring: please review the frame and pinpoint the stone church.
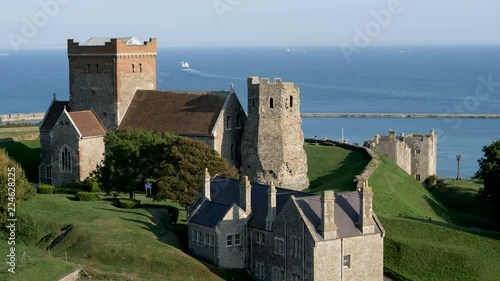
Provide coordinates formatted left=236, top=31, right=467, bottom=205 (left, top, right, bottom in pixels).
left=39, top=37, right=309, bottom=190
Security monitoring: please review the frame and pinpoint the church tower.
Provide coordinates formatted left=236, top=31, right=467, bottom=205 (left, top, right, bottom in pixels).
left=67, top=37, right=157, bottom=131
left=240, top=77, right=309, bottom=191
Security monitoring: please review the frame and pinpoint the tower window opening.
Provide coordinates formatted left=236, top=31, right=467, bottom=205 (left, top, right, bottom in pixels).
left=95, top=64, right=99, bottom=73
left=132, top=64, right=135, bottom=73
left=87, top=64, right=91, bottom=73
left=290, top=96, right=293, bottom=107
left=252, top=98, right=255, bottom=108
left=139, top=63, right=142, bottom=73
left=270, top=98, right=274, bottom=109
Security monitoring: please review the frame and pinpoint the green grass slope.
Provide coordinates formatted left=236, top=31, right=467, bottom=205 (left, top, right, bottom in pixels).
left=4, top=195, right=249, bottom=281
left=371, top=152, right=500, bottom=281
left=304, top=143, right=369, bottom=192
left=304, top=144, right=500, bottom=280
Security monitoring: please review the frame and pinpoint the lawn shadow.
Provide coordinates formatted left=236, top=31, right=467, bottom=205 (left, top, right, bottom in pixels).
left=308, top=150, right=367, bottom=193
left=0, top=140, right=40, bottom=182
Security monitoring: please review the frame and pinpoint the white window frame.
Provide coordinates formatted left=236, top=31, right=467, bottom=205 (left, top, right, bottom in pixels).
left=205, top=233, right=210, bottom=246
left=291, top=236, right=301, bottom=258
left=234, top=234, right=241, bottom=246
left=226, top=234, right=233, bottom=247
left=274, top=237, right=285, bottom=256
left=272, top=267, right=285, bottom=281
left=256, top=262, right=265, bottom=279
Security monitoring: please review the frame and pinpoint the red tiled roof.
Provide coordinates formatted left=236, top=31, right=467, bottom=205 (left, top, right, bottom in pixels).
left=67, top=111, right=106, bottom=137
left=118, top=90, right=229, bottom=135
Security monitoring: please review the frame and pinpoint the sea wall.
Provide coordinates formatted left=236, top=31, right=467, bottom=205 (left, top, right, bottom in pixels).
left=0, top=113, right=45, bottom=123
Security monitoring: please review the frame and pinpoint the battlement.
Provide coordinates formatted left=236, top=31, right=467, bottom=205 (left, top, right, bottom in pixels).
left=68, top=37, right=157, bottom=56
left=247, top=76, right=292, bottom=86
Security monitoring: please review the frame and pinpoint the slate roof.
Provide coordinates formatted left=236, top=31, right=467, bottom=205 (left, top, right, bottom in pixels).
left=189, top=177, right=382, bottom=239
left=40, top=100, right=70, bottom=131
left=118, top=90, right=230, bottom=135
left=67, top=111, right=106, bottom=137
left=82, top=37, right=143, bottom=46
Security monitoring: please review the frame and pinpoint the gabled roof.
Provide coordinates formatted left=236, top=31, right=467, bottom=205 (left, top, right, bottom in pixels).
left=189, top=177, right=382, bottom=239
left=118, top=90, right=230, bottom=135
left=67, top=111, right=106, bottom=137
left=40, top=100, right=69, bottom=131
left=82, top=37, right=143, bottom=46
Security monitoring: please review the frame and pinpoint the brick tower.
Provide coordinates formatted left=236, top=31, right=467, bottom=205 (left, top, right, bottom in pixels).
left=67, top=37, right=157, bottom=131
left=240, top=77, right=309, bottom=191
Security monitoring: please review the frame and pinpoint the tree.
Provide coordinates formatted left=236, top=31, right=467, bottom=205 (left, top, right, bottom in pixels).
left=476, top=140, right=500, bottom=221
left=155, top=136, right=239, bottom=206
left=93, top=129, right=238, bottom=204
left=93, top=129, right=171, bottom=198
left=0, top=149, right=35, bottom=226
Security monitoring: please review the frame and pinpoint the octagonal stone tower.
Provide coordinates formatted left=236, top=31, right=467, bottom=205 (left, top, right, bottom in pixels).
left=240, top=77, right=309, bottom=191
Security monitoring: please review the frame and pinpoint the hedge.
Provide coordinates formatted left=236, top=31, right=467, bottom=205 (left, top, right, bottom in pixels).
left=166, top=206, right=179, bottom=224
left=118, top=199, right=140, bottom=209
left=37, top=184, right=55, bottom=194
left=61, top=180, right=101, bottom=193
left=76, top=192, right=100, bottom=201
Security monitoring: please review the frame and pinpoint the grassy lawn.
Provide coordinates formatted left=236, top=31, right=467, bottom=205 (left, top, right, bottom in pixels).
left=0, top=130, right=39, bottom=139
left=0, top=195, right=251, bottom=281
left=304, top=143, right=369, bottom=193
left=432, top=179, right=496, bottom=230
left=370, top=152, right=500, bottom=281
left=0, top=140, right=40, bottom=182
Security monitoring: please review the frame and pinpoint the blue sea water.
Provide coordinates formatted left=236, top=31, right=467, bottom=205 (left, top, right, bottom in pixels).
left=1, top=46, right=500, bottom=178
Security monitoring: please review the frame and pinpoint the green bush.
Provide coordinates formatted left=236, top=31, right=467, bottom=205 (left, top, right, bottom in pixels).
left=37, top=184, right=56, bottom=194
left=83, top=178, right=102, bottom=192
left=166, top=206, right=179, bottom=224
left=423, top=175, right=438, bottom=191
left=118, top=199, right=139, bottom=209
left=55, top=187, right=80, bottom=195
left=76, top=192, right=100, bottom=201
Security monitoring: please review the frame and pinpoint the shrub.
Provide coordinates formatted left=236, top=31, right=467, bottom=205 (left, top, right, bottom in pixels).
left=83, top=178, right=102, bottom=192
left=37, top=184, right=56, bottom=194
left=166, top=206, right=179, bottom=224
left=119, top=199, right=140, bottom=209
left=423, top=175, right=438, bottom=191
left=76, top=192, right=100, bottom=201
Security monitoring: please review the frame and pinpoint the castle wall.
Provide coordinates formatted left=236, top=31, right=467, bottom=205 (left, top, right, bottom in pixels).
left=403, top=130, right=437, bottom=181
left=50, top=112, right=80, bottom=187
left=78, top=137, right=105, bottom=182
left=374, top=139, right=411, bottom=174
left=68, top=38, right=157, bottom=131
left=241, top=77, right=309, bottom=190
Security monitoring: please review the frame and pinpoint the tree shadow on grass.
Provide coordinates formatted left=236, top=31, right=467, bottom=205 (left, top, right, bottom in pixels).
left=0, top=141, right=40, bottom=182
left=308, top=150, right=368, bottom=193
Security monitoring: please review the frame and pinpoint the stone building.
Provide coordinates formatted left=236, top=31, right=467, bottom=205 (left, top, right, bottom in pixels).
left=188, top=169, right=385, bottom=280
left=39, top=37, right=246, bottom=186
left=365, top=129, right=437, bottom=182
left=240, top=77, right=309, bottom=191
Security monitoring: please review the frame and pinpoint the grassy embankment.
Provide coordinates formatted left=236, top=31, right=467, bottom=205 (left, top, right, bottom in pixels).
left=305, top=142, right=500, bottom=281
left=0, top=126, right=40, bottom=182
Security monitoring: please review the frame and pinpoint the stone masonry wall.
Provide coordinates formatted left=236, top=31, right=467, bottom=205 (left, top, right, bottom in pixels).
left=341, top=233, right=384, bottom=281
left=78, top=137, right=105, bottom=182
left=241, top=77, right=309, bottom=190
left=188, top=223, right=216, bottom=264
left=215, top=205, right=247, bottom=268
left=50, top=112, right=80, bottom=187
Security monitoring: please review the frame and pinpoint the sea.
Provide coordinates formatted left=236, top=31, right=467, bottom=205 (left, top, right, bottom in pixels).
left=1, top=45, right=500, bottom=178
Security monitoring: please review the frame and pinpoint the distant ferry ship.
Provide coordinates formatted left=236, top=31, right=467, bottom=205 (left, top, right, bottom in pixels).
left=286, top=48, right=306, bottom=53
left=180, top=61, right=190, bottom=70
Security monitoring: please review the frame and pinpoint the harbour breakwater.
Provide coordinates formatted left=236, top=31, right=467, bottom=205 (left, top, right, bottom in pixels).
left=2, top=112, right=500, bottom=124
left=301, top=113, right=500, bottom=118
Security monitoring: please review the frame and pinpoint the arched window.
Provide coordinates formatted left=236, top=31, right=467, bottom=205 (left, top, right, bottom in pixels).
left=290, top=96, right=293, bottom=107
left=132, top=64, right=135, bottom=73
left=270, top=98, right=274, bottom=109
left=139, top=64, right=142, bottom=73
left=95, top=64, right=99, bottom=73
left=61, top=146, right=72, bottom=172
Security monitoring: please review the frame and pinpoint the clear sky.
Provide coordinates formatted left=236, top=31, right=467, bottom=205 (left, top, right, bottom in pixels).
left=0, top=0, right=498, bottom=50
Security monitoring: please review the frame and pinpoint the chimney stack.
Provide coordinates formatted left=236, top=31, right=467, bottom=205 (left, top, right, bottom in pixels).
left=240, top=175, right=252, bottom=215
left=357, top=180, right=375, bottom=234
left=265, top=181, right=277, bottom=231
left=319, top=191, right=337, bottom=240
left=389, top=130, right=396, bottom=140
left=203, top=168, right=211, bottom=201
